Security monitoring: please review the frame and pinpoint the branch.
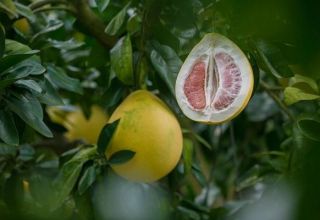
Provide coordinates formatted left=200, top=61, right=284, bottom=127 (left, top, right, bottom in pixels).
left=70, top=0, right=116, bottom=49
left=260, top=80, right=295, bottom=121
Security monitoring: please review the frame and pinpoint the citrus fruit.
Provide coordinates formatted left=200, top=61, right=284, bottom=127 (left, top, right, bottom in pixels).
left=62, top=106, right=108, bottom=144
left=13, top=18, right=31, bottom=35
left=175, top=33, right=254, bottom=124
left=105, top=90, right=183, bottom=182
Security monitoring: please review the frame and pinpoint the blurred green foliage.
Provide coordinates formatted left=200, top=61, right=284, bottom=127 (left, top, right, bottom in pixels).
left=0, top=0, right=319, bottom=219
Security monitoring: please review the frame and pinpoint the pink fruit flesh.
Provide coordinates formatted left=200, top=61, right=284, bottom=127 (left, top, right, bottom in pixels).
left=183, top=52, right=242, bottom=112
left=213, top=52, right=242, bottom=110
left=183, top=61, right=206, bottom=110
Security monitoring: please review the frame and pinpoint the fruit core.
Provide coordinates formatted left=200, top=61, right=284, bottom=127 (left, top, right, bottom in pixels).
left=183, top=52, right=242, bottom=112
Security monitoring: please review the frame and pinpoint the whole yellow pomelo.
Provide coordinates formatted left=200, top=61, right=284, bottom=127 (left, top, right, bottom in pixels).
left=64, top=106, right=108, bottom=144
left=105, top=90, right=183, bottom=182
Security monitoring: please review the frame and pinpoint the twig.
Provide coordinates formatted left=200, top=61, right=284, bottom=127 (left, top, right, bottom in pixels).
left=260, top=80, right=295, bottom=121
left=70, top=0, right=116, bottom=49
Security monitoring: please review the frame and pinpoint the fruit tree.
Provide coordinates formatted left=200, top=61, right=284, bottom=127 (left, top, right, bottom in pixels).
left=0, top=0, right=319, bottom=220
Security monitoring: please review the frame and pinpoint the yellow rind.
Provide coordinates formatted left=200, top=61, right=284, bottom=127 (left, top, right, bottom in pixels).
left=105, top=90, right=183, bottom=183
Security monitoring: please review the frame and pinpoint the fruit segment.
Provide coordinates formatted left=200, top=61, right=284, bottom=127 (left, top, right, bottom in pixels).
left=212, top=52, right=242, bottom=110
left=182, top=52, right=242, bottom=112
left=183, top=61, right=206, bottom=110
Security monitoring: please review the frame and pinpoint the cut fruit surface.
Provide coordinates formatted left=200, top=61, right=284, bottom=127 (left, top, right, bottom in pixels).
left=175, top=33, right=254, bottom=124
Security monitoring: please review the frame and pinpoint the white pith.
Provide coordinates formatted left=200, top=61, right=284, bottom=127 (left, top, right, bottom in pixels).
left=175, top=33, right=253, bottom=123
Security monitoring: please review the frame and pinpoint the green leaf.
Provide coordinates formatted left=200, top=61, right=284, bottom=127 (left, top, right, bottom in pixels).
left=31, top=20, right=64, bottom=43
left=150, top=42, right=182, bottom=95
left=6, top=93, right=53, bottom=137
left=0, top=23, right=5, bottom=58
left=97, top=119, right=120, bottom=154
left=0, top=142, right=17, bottom=156
left=18, top=144, right=35, bottom=161
left=110, top=35, right=133, bottom=85
left=0, top=52, right=39, bottom=73
left=284, top=87, right=320, bottom=105
left=290, top=74, right=319, bottom=93
left=15, top=79, right=43, bottom=94
left=46, top=65, right=83, bottom=94
left=77, top=165, right=97, bottom=195
left=255, top=40, right=294, bottom=78
left=183, top=138, right=193, bottom=174
left=14, top=2, right=36, bottom=22
left=182, top=129, right=212, bottom=150
left=0, top=40, right=39, bottom=73
left=4, top=39, right=33, bottom=54
left=108, top=150, right=135, bottom=165
left=191, top=164, right=207, bottom=187
left=104, top=3, right=130, bottom=36
left=53, top=147, right=96, bottom=209
left=297, top=115, right=320, bottom=142
left=2, top=59, right=46, bottom=78
left=0, top=110, right=19, bottom=146
left=0, top=0, right=18, bottom=18
left=96, top=0, right=110, bottom=12
left=48, top=39, right=84, bottom=50
left=38, top=78, right=64, bottom=105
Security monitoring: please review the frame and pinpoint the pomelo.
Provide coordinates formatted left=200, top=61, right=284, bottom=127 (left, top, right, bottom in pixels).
left=175, top=33, right=254, bottom=124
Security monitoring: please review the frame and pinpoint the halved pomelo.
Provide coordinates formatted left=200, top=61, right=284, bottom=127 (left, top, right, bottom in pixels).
left=175, top=33, right=254, bottom=124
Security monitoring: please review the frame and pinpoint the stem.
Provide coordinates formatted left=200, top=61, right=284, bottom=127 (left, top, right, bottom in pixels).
left=70, top=0, right=116, bottom=49
left=260, top=80, right=295, bottom=121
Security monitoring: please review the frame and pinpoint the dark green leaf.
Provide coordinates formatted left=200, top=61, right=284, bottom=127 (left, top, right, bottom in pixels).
left=38, top=78, right=64, bottom=105
left=0, top=110, right=19, bottom=146
left=0, top=142, right=17, bottom=156
left=48, top=39, right=84, bottom=50
left=31, top=20, right=64, bottom=43
left=182, top=129, right=212, bottom=150
left=191, top=164, right=207, bottom=187
left=0, top=0, right=18, bottom=18
left=14, top=79, right=43, bottom=94
left=105, top=3, right=130, bottom=36
left=46, top=65, right=83, bottom=94
left=6, top=93, right=53, bottom=137
left=150, top=42, right=182, bottom=95
left=0, top=52, right=39, bottom=73
left=183, top=138, right=193, bottom=174
left=96, top=0, right=110, bottom=12
left=15, top=2, right=36, bottom=22
left=18, top=144, right=35, bottom=161
left=97, top=119, right=120, bottom=154
left=108, top=150, right=135, bottom=165
left=53, top=147, right=96, bottom=209
left=110, top=35, right=133, bottom=85
left=255, top=40, right=294, bottom=78
left=102, top=79, right=125, bottom=108
left=2, top=59, right=46, bottom=78
left=78, top=165, right=97, bottom=195
left=297, top=115, right=320, bottom=142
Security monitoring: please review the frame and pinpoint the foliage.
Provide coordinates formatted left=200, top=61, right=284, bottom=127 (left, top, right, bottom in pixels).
left=0, top=0, right=319, bottom=219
